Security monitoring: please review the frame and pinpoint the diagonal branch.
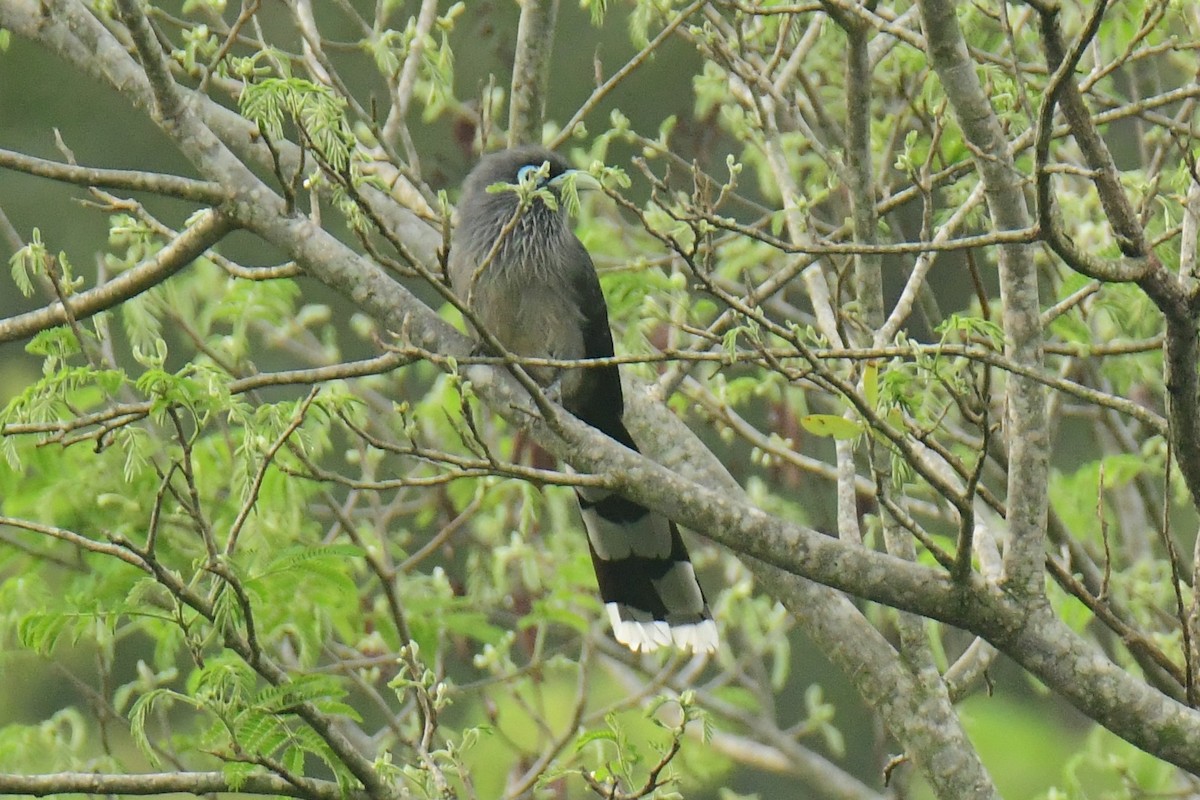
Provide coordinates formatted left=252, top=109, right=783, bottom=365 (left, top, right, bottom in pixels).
left=0, top=209, right=232, bottom=345
left=549, top=0, right=707, bottom=149
left=1032, top=0, right=1148, bottom=283
left=12, top=0, right=1200, bottom=783
left=106, top=4, right=398, bottom=796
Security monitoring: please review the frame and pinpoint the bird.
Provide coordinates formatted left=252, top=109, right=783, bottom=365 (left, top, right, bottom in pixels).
left=448, top=146, right=718, bottom=654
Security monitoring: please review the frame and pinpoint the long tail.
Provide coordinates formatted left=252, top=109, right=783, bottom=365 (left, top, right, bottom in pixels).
left=573, top=414, right=718, bottom=654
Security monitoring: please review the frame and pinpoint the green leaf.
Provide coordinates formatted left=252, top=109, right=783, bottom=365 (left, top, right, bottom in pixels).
left=17, top=612, right=70, bottom=655
left=800, top=414, right=863, bottom=440
left=583, top=0, right=607, bottom=26
left=9, top=228, right=46, bottom=298
left=236, top=712, right=285, bottom=754
left=253, top=543, right=363, bottom=579
left=282, top=744, right=306, bottom=778
left=935, top=313, right=1004, bottom=347
left=222, top=760, right=258, bottom=791
left=239, top=78, right=354, bottom=171
left=25, top=326, right=82, bottom=360
left=861, top=361, right=880, bottom=408
left=129, top=688, right=195, bottom=765
left=575, top=728, right=618, bottom=751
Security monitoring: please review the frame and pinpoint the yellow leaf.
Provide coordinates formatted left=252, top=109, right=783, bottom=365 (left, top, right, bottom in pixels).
left=862, top=361, right=879, bottom=408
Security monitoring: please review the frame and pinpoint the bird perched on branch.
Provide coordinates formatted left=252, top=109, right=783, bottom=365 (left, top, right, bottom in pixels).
left=449, top=146, right=718, bottom=654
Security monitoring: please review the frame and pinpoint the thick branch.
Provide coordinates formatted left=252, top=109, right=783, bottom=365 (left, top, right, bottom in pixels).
left=173, top=65, right=1200, bottom=783
left=826, top=17, right=995, bottom=797
left=1038, top=1, right=1146, bottom=256
left=0, top=0, right=441, bottom=269
left=103, top=4, right=397, bottom=796
left=1032, top=2, right=1148, bottom=283
left=759, top=567, right=999, bottom=799
left=508, top=0, right=559, bottom=146
left=0, top=770, right=363, bottom=800
left=507, top=363, right=1200, bottom=776
left=10, top=0, right=1200, bottom=783
left=626, top=391, right=998, bottom=800
left=0, top=209, right=232, bottom=345
left=917, top=0, right=1049, bottom=602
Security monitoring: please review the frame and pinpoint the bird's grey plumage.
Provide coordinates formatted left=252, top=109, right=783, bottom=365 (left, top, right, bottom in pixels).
left=449, top=146, right=718, bottom=653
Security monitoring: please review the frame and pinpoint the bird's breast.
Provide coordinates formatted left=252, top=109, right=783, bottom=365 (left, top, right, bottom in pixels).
left=460, top=262, right=589, bottom=398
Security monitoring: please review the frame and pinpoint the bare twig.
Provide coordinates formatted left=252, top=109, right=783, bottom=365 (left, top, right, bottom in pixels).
left=0, top=148, right=227, bottom=203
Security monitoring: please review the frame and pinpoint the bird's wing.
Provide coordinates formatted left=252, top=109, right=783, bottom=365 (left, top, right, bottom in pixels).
left=565, top=239, right=627, bottom=434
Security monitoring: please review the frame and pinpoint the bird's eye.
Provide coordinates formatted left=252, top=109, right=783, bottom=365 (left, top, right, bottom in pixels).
left=516, top=163, right=544, bottom=185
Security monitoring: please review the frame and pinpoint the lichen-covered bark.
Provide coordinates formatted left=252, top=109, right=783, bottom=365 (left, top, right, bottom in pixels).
left=508, top=0, right=559, bottom=146
left=831, top=14, right=998, bottom=797
left=916, top=0, right=1049, bottom=602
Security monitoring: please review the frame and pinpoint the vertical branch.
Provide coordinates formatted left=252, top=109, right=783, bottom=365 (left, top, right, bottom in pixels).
left=1181, top=179, right=1200, bottom=288
left=508, top=0, right=560, bottom=146
left=832, top=17, right=886, bottom=557
left=834, top=438, right=863, bottom=543
left=840, top=12, right=926, bottom=619
left=1036, top=3, right=1200, bottom=518
left=881, top=183, right=986, bottom=342
left=758, top=113, right=844, bottom=344
left=837, top=18, right=889, bottom=548
left=837, top=21, right=987, bottom=795
left=842, top=25, right=884, bottom=341
left=916, top=0, right=1048, bottom=602
left=1191, top=512, right=1200, bottom=706
left=1185, top=182, right=1200, bottom=680
left=1037, top=1, right=1142, bottom=256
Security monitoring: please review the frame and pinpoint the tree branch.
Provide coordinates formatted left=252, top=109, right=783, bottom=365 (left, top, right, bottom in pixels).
left=0, top=770, right=365, bottom=799
left=508, top=0, right=559, bottom=146
left=917, top=0, right=1049, bottom=602
left=9, top=0, right=1200, bottom=787
left=0, top=147, right=227, bottom=203
left=549, top=0, right=706, bottom=149
left=1033, top=1, right=1200, bottom=514
left=0, top=208, right=232, bottom=345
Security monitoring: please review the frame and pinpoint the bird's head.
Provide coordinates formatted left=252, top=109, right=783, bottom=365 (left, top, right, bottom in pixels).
left=456, top=147, right=601, bottom=245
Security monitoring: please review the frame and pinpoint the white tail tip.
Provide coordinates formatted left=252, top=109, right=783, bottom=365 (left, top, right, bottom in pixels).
left=606, top=604, right=719, bottom=654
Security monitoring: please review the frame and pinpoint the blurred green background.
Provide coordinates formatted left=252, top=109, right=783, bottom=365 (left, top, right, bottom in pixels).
left=0, top=2, right=1143, bottom=797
